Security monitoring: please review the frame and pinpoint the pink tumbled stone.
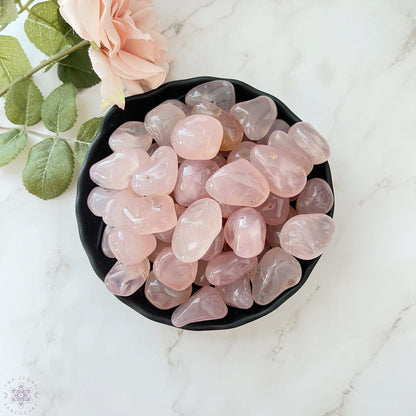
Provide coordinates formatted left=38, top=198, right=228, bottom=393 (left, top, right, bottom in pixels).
left=144, top=103, right=186, bottom=147
left=185, top=80, right=236, bottom=111
left=251, top=247, right=302, bottom=305
left=218, top=202, right=241, bottom=219
left=257, top=193, right=290, bottom=226
left=102, top=189, right=136, bottom=226
left=162, top=99, right=191, bottom=115
left=206, top=159, right=270, bottom=207
left=217, top=275, right=254, bottom=309
left=289, top=122, right=330, bottom=164
left=250, top=145, right=307, bottom=198
left=171, top=115, right=223, bottom=160
left=147, top=142, right=158, bottom=156
left=153, top=248, right=197, bottom=290
left=101, top=225, right=115, bottom=258
left=154, top=227, right=174, bottom=243
left=224, top=207, right=266, bottom=258
left=172, top=198, right=222, bottom=263
left=211, top=152, right=227, bottom=167
left=266, top=206, right=297, bottom=247
left=144, top=271, right=192, bottom=310
left=206, top=251, right=258, bottom=286
left=108, top=225, right=156, bottom=265
left=87, top=187, right=117, bottom=217
left=174, top=160, right=219, bottom=206
left=296, top=178, right=334, bottom=214
left=194, top=260, right=210, bottom=286
left=104, top=258, right=150, bottom=296
left=201, top=228, right=224, bottom=261
left=266, top=118, right=290, bottom=136
left=131, top=146, right=178, bottom=196
left=279, top=213, right=335, bottom=260
left=171, top=286, right=228, bottom=327
left=109, top=121, right=152, bottom=152
left=230, top=96, right=277, bottom=141
left=148, top=239, right=170, bottom=262
left=227, top=141, right=256, bottom=163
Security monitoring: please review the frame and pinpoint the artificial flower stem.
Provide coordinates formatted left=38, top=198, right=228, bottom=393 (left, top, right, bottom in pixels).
left=18, top=0, right=36, bottom=14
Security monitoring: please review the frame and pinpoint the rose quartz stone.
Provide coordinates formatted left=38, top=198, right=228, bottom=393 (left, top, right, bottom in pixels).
left=289, top=122, right=330, bottom=164
left=174, top=160, right=219, bottom=206
left=230, top=96, right=277, bottom=141
left=162, top=99, right=190, bottom=115
left=102, top=189, right=136, bottom=226
left=147, top=142, right=159, bottom=156
left=206, top=251, right=258, bottom=286
left=108, top=225, right=156, bottom=265
left=266, top=118, right=290, bottom=136
left=224, top=207, right=266, bottom=258
left=201, top=228, right=224, bottom=261
left=279, top=213, right=335, bottom=260
left=205, top=159, right=270, bottom=207
left=257, top=193, right=290, bottom=225
left=251, top=247, right=302, bottom=305
left=104, top=258, right=150, bottom=296
left=266, top=206, right=297, bottom=247
left=172, top=198, right=222, bottom=263
left=90, top=148, right=147, bottom=189
left=218, top=202, right=241, bottom=219
left=87, top=187, right=117, bottom=217
left=217, top=275, right=254, bottom=309
left=148, top=239, right=170, bottom=262
left=144, top=103, right=186, bottom=147
left=296, top=178, right=334, bottom=214
left=194, top=260, right=210, bottom=286
left=144, top=271, right=192, bottom=310
left=101, top=225, right=115, bottom=258
left=227, top=141, right=256, bottom=163
left=171, top=115, right=223, bottom=160
left=154, top=227, right=174, bottom=243
left=171, top=286, right=228, bottom=327
left=109, top=121, right=152, bottom=152
left=211, top=153, right=227, bottom=167
left=250, top=145, right=307, bottom=198
left=153, top=248, right=197, bottom=290
left=185, top=80, right=236, bottom=111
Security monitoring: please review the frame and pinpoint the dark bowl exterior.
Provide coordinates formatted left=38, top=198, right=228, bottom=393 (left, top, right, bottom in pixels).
left=75, top=76, right=334, bottom=331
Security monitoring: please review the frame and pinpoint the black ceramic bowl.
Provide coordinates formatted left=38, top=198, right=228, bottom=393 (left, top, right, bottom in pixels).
left=76, top=76, right=334, bottom=331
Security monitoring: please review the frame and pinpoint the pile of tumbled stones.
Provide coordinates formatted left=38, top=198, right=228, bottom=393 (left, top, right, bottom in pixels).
left=87, top=80, right=335, bottom=327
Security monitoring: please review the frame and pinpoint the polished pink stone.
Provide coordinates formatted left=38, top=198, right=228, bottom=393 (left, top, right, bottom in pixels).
left=109, top=121, right=152, bottom=152
left=144, top=271, right=192, bottom=310
left=87, top=187, right=117, bottom=217
left=147, top=142, right=159, bottom=156
left=90, top=148, right=147, bottom=189
left=102, top=189, right=136, bottom=226
left=185, top=80, right=236, bottom=111
left=201, top=228, right=224, bottom=261
left=154, top=227, right=174, bottom=243
left=108, top=225, right=156, bottom=265
left=153, top=248, right=197, bottom=290
left=296, top=178, right=333, bottom=214
left=194, top=260, right=210, bottom=286
left=257, top=193, right=290, bottom=225
left=206, top=251, right=257, bottom=286
left=162, top=99, right=191, bottom=115
left=206, top=159, right=270, bottom=207
left=101, top=225, right=115, bottom=258
left=268, top=118, right=290, bottom=135
left=279, top=213, right=335, bottom=260
left=148, top=238, right=170, bottom=262
left=172, top=198, right=222, bottom=263
left=227, top=141, right=256, bottom=163
left=131, top=146, right=178, bottom=196
left=266, top=206, right=297, bottom=247
left=174, top=160, right=219, bottom=206
left=171, top=286, right=228, bottom=327
left=104, top=258, right=150, bottom=296
left=218, top=202, right=241, bottom=219
left=289, top=122, right=330, bottom=164
left=144, top=103, right=186, bottom=147
left=251, top=247, right=302, bottom=305
left=224, top=207, right=266, bottom=258
left=217, top=275, right=254, bottom=309
left=171, top=115, right=223, bottom=160
left=250, top=145, right=307, bottom=198
left=211, top=152, right=227, bottom=167
left=230, top=96, right=277, bottom=141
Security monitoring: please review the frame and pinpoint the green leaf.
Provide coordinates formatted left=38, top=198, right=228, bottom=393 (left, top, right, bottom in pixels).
left=57, top=9, right=81, bottom=45
left=5, top=79, right=43, bottom=126
left=57, top=45, right=100, bottom=88
left=0, top=0, right=17, bottom=30
left=41, top=83, right=77, bottom=132
left=24, top=1, right=70, bottom=56
left=0, top=129, right=27, bottom=166
left=0, top=35, right=31, bottom=90
left=73, top=142, right=88, bottom=165
left=73, top=117, right=102, bottom=164
left=22, top=137, right=74, bottom=199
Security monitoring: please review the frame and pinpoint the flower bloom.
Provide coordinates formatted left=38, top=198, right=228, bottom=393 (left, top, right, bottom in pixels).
left=59, top=0, right=169, bottom=109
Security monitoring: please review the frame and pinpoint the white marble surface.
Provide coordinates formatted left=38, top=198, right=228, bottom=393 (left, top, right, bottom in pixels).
left=1, top=1, right=416, bottom=415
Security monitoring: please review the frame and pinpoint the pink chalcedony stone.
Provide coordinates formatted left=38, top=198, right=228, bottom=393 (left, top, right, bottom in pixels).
left=101, top=225, right=115, bottom=258
left=172, top=198, right=222, bottom=263
left=90, top=148, right=147, bottom=189
left=144, top=271, right=192, bottom=310
left=289, top=122, right=330, bottom=164
left=230, top=96, right=277, bottom=141
left=144, top=103, right=186, bottom=146
left=266, top=206, right=297, bottom=247
left=153, top=248, right=197, bottom=290
left=109, top=121, right=152, bottom=152
left=218, top=202, right=241, bottom=219
left=217, top=275, right=254, bottom=309
left=206, top=251, right=258, bottom=286
left=131, top=146, right=178, bottom=196
left=224, top=207, right=266, bottom=258
left=279, top=213, right=335, bottom=260
left=227, top=141, right=256, bottom=163
left=103, top=189, right=136, bottom=226
left=104, top=258, right=150, bottom=296
left=250, top=145, right=307, bottom=198
left=171, top=115, right=223, bottom=160
left=257, top=193, right=290, bottom=226
left=251, top=247, right=302, bottom=305
left=201, top=229, right=224, bottom=261
left=87, top=187, right=117, bottom=217
left=162, top=99, right=190, bottom=115
left=185, top=80, right=236, bottom=111
left=296, top=178, right=333, bottom=214
left=148, top=239, right=170, bottom=262
left=206, top=159, right=270, bottom=207
left=268, top=130, right=313, bottom=175
left=194, top=260, right=210, bottom=286
left=108, top=225, right=156, bottom=265
left=171, top=286, right=228, bottom=327
left=174, top=160, right=219, bottom=206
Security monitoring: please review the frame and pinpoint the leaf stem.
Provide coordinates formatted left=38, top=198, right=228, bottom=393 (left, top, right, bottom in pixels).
left=18, top=0, right=36, bottom=14
left=0, top=39, right=90, bottom=97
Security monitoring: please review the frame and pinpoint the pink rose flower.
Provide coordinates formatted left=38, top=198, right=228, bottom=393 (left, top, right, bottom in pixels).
left=59, top=0, right=169, bottom=109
